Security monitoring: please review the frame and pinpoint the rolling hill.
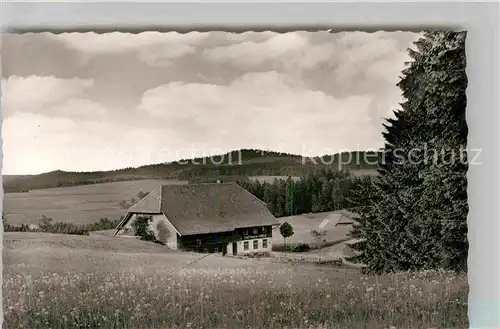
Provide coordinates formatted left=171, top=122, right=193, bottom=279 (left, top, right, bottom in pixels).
left=3, top=149, right=380, bottom=193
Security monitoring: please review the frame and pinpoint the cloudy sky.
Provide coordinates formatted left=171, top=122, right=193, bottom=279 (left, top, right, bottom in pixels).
left=1, top=31, right=421, bottom=175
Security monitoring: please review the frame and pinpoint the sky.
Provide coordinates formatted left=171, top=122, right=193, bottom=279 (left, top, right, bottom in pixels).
left=1, top=31, right=421, bottom=175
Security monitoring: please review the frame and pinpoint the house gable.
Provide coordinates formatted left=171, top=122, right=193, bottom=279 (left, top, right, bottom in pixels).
left=115, top=213, right=180, bottom=250
left=127, top=186, right=162, bottom=214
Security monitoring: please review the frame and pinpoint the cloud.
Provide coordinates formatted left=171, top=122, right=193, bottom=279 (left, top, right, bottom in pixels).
left=51, top=98, right=108, bottom=118
left=138, top=71, right=379, bottom=156
left=203, top=32, right=336, bottom=69
left=203, top=31, right=420, bottom=76
left=52, top=32, right=209, bottom=66
left=1, top=75, right=94, bottom=116
left=2, top=112, right=77, bottom=174
left=53, top=31, right=207, bottom=54
left=1, top=111, right=176, bottom=174
left=137, top=43, right=198, bottom=67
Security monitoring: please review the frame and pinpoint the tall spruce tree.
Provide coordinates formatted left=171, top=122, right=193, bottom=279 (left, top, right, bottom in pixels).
left=348, top=31, right=468, bottom=274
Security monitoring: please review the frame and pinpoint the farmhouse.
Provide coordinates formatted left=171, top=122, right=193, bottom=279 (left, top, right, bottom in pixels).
left=114, top=182, right=280, bottom=255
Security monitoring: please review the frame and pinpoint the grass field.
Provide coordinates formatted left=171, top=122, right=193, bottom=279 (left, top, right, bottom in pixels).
left=272, top=211, right=355, bottom=247
left=2, top=179, right=188, bottom=225
left=3, top=232, right=468, bottom=329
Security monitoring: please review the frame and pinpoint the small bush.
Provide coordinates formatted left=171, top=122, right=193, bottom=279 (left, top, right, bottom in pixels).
left=293, top=243, right=311, bottom=252
left=86, top=217, right=122, bottom=231
left=273, top=243, right=311, bottom=253
left=131, top=216, right=157, bottom=242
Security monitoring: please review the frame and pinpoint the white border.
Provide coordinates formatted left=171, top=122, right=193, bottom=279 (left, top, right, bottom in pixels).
left=1, top=2, right=499, bottom=328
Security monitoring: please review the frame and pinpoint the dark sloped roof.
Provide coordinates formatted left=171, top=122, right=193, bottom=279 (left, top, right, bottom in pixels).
left=126, top=182, right=279, bottom=235
left=127, top=186, right=162, bottom=213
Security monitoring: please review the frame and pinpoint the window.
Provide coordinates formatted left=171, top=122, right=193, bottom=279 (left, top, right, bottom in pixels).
left=253, top=240, right=258, bottom=250
left=261, top=227, right=267, bottom=233
left=243, top=229, right=249, bottom=236
left=262, top=239, right=268, bottom=248
left=243, top=241, right=249, bottom=250
left=252, top=228, right=258, bottom=234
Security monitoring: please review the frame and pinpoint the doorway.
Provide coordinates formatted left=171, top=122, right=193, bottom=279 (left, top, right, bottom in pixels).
left=222, top=244, right=227, bottom=256
left=232, top=242, right=237, bottom=255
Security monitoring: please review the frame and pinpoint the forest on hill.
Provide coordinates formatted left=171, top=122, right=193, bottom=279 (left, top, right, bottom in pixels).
left=3, top=149, right=380, bottom=193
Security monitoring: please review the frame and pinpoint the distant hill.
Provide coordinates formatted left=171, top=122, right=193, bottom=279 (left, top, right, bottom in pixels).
left=2, top=149, right=380, bottom=193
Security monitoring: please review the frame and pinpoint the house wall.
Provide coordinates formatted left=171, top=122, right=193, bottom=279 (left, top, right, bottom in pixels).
left=178, top=231, right=239, bottom=253
left=227, top=226, right=274, bottom=255
left=116, top=219, right=136, bottom=237
left=151, top=214, right=179, bottom=250
left=236, top=225, right=273, bottom=239
left=177, top=226, right=274, bottom=255
left=116, top=213, right=179, bottom=250
left=230, top=237, right=272, bottom=254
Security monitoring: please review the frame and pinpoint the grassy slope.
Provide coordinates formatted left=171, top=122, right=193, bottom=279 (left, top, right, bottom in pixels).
left=3, top=232, right=295, bottom=272
left=271, top=210, right=360, bottom=262
left=3, top=179, right=188, bottom=225
left=3, top=233, right=468, bottom=329
left=272, top=211, right=356, bottom=247
left=3, top=149, right=379, bottom=193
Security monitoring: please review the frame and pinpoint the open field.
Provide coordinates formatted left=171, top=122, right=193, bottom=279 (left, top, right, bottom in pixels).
left=271, top=211, right=360, bottom=262
left=3, top=179, right=188, bottom=225
left=3, top=232, right=468, bottom=329
left=272, top=242, right=361, bottom=264
left=272, top=211, right=356, bottom=247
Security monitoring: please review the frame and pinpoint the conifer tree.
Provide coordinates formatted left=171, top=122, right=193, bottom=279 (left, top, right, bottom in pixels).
left=349, top=31, right=468, bottom=273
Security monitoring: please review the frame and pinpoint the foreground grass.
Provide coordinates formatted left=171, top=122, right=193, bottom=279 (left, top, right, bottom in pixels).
left=3, top=233, right=468, bottom=329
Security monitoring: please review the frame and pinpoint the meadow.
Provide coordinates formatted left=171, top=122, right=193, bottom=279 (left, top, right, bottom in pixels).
left=273, top=211, right=355, bottom=247
left=2, top=179, right=188, bottom=225
left=3, top=232, right=468, bottom=329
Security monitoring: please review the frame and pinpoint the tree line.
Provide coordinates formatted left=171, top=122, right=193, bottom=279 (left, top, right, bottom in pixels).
left=237, top=170, right=372, bottom=218
left=3, top=214, right=123, bottom=235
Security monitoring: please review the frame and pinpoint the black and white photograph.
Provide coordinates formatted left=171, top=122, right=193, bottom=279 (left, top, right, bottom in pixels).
left=2, top=30, right=468, bottom=329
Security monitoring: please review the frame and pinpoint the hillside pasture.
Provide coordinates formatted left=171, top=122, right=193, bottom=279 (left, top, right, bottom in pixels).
left=2, top=179, right=188, bottom=225
left=3, top=232, right=468, bottom=329
left=272, top=211, right=356, bottom=248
